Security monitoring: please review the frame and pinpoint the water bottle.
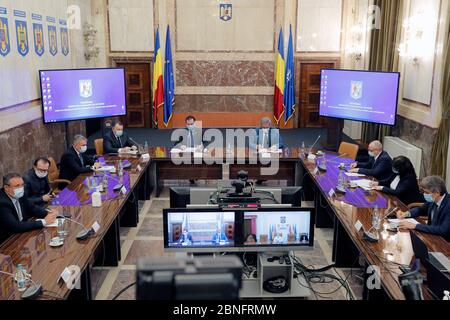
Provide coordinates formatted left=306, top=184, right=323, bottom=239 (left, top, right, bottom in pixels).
left=92, top=189, right=102, bottom=207
left=300, top=141, right=305, bottom=158
left=444, top=290, right=450, bottom=300
left=337, top=168, right=345, bottom=189
left=118, top=160, right=123, bottom=177
left=372, top=206, right=381, bottom=230
left=102, top=174, right=108, bottom=190
left=15, top=264, right=26, bottom=291
left=144, top=141, right=148, bottom=153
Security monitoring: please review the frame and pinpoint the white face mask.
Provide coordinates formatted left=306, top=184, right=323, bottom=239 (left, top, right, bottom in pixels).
left=12, top=187, right=25, bottom=199
left=79, top=145, right=87, bottom=153
left=35, top=170, right=48, bottom=179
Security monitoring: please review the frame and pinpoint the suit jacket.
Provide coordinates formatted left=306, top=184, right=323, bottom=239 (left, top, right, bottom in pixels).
left=378, top=173, right=424, bottom=205
left=0, top=189, right=47, bottom=244
left=357, top=151, right=392, bottom=181
left=59, top=146, right=95, bottom=182
left=410, top=193, right=450, bottom=242
left=178, top=233, right=193, bottom=244
left=249, top=128, right=284, bottom=150
left=23, top=169, right=51, bottom=207
left=173, top=127, right=205, bottom=148
left=103, top=130, right=137, bottom=154
left=211, top=231, right=228, bottom=242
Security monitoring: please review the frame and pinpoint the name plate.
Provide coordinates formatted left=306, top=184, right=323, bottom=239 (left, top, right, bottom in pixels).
left=328, top=189, right=336, bottom=198
left=136, top=164, right=142, bottom=172
left=354, top=220, right=363, bottom=232
left=313, top=167, right=319, bottom=175
left=91, top=221, right=100, bottom=234
left=120, top=186, right=127, bottom=195
left=141, top=153, right=150, bottom=161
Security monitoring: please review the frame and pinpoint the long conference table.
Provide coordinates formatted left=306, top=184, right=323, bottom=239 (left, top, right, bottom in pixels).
left=0, top=147, right=449, bottom=300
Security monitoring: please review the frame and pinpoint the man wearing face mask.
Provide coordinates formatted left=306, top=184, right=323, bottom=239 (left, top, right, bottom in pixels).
left=103, top=120, right=138, bottom=154
left=174, top=115, right=204, bottom=151
left=59, top=134, right=102, bottom=183
left=0, top=173, right=57, bottom=244
left=249, top=117, right=284, bottom=151
left=396, top=176, right=450, bottom=242
left=349, top=140, right=392, bottom=181
left=23, top=157, right=53, bottom=207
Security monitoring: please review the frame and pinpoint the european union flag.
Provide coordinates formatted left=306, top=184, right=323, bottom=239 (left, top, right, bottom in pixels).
left=163, top=25, right=174, bottom=127
left=284, top=25, right=295, bottom=125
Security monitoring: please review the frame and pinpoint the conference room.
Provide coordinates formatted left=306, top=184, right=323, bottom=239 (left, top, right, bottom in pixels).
left=0, top=0, right=449, bottom=308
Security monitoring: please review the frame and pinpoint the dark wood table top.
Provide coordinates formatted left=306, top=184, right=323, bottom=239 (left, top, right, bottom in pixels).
left=0, top=155, right=150, bottom=300
left=301, top=151, right=450, bottom=300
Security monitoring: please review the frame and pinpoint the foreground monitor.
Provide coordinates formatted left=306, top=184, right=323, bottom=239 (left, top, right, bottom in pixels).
left=39, top=68, right=126, bottom=123
left=163, top=208, right=314, bottom=252
left=319, top=69, right=400, bottom=126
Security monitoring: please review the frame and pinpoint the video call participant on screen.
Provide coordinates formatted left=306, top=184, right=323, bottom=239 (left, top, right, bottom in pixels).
left=245, top=234, right=257, bottom=245
left=370, top=156, right=424, bottom=205
left=273, top=233, right=284, bottom=244
left=59, top=135, right=102, bottom=183
left=103, top=120, right=138, bottom=154
left=24, top=157, right=53, bottom=208
left=396, top=176, right=450, bottom=242
left=211, top=226, right=228, bottom=243
left=349, top=140, right=392, bottom=180
left=249, top=117, right=284, bottom=151
left=0, top=173, right=58, bottom=244
left=177, top=228, right=193, bottom=245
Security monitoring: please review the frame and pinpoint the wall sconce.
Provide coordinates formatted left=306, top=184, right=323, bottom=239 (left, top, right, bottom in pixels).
left=83, top=23, right=99, bottom=61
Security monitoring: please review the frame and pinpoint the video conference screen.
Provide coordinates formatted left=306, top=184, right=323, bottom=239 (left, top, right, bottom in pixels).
left=243, top=211, right=311, bottom=246
left=39, top=68, right=126, bottom=123
left=319, top=69, right=400, bottom=126
left=166, top=211, right=235, bottom=248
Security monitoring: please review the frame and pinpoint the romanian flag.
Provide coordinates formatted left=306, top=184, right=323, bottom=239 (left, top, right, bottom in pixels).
left=273, top=27, right=285, bottom=124
left=163, top=25, right=174, bottom=127
left=152, top=28, right=164, bottom=126
left=284, top=25, right=295, bottom=125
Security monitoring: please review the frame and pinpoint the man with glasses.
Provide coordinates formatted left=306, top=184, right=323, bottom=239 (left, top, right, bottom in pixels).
left=0, top=173, right=58, bottom=244
left=24, top=157, right=53, bottom=207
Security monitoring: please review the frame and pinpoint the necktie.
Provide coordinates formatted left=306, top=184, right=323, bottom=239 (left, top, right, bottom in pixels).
left=118, top=136, right=122, bottom=147
left=79, top=153, right=84, bottom=167
left=189, top=131, right=194, bottom=148
left=263, top=132, right=269, bottom=148
left=13, top=199, right=23, bottom=221
left=430, top=203, right=438, bottom=224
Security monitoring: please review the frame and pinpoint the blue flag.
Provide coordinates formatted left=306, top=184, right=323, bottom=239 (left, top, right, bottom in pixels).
left=163, top=25, right=174, bottom=126
left=284, top=25, right=295, bottom=124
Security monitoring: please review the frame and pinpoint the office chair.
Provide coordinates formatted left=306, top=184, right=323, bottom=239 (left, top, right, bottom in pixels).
left=48, top=157, right=71, bottom=193
left=94, top=138, right=104, bottom=156
left=338, top=142, right=359, bottom=161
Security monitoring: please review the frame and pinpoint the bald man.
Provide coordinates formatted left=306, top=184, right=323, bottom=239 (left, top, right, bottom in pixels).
left=349, top=140, right=392, bottom=181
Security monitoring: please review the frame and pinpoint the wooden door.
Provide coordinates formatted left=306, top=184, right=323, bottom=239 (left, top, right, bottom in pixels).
left=298, top=61, right=336, bottom=128
left=116, top=63, right=151, bottom=128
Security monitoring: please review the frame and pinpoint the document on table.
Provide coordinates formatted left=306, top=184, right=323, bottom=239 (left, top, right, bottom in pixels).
left=388, top=218, right=419, bottom=227
left=353, top=179, right=372, bottom=190
left=96, top=165, right=116, bottom=172
left=258, top=149, right=282, bottom=154
left=171, top=147, right=197, bottom=153
left=345, top=172, right=365, bottom=177
left=260, top=152, right=272, bottom=158
left=119, top=149, right=138, bottom=155
left=46, top=218, right=65, bottom=228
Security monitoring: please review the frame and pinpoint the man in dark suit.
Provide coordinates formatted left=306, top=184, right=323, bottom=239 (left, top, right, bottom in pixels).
left=397, top=176, right=450, bottom=242
left=24, top=157, right=53, bottom=207
left=59, top=134, right=101, bottom=183
left=172, top=115, right=205, bottom=151
left=349, top=140, right=392, bottom=180
left=0, top=173, right=57, bottom=244
left=103, top=120, right=138, bottom=154
left=249, top=117, right=284, bottom=150
left=177, top=228, right=193, bottom=245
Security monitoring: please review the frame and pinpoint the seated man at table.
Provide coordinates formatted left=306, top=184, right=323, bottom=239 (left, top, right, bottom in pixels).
left=173, top=115, right=204, bottom=151
left=0, top=173, right=57, bottom=244
left=211, top=226, right=228, bottom=244
left=24, top=157, right=53, bottom=207
left=249, top=117, right=284, bottom=151
left=396, top=176, right=450, bottom=242
left=349, top=140, right=392, bottom=180
left=177, top=228, right=193, bottom=245
left=103, top=120, right=138, bottom=154
left=59, top=134, right=102, bottom=183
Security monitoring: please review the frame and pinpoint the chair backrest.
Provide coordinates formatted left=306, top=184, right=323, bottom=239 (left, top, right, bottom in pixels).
left=48, top=157, right=59, bottom=181
left=94, top=138, right=104, bottom=156
left=260, top=234, right=268, bottom=244
left=338, top=142, right=359, bottom=161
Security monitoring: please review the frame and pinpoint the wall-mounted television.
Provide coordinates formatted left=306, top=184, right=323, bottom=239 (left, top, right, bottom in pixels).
left=163, top=208, right=314, bottom=253
left=319, top=69, right=400, bottom=126
left=39, top=68, right=126, bottom=124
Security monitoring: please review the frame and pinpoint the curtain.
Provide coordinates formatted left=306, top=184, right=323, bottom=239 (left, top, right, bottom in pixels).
left=431, top=26, right=450, bottom=178
left=361, top=0, right=403, bottom=144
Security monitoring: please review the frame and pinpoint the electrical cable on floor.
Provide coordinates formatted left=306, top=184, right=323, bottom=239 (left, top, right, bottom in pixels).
left=111, top=282, right=137, bottom=300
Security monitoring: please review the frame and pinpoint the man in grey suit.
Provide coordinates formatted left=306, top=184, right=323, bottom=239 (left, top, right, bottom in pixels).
left=249, top=117, right=284, bottom=151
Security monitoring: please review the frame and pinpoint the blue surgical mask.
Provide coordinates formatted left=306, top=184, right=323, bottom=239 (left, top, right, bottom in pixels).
left=115, top=130, right=123, bottom=137
left=80, top=146, right=87, bottom=153
left=368, top=151, right=375, bottom=158
left=13, top=187, right=25, bottom=199
left=424, top=193, right=434, bottom=203
left=187, top=125, right=194, bottom=131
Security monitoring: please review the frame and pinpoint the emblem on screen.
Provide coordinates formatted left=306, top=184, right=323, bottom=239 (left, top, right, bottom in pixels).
left=350, top=81, right=363, bottom=100
left=79, top=79, right=92, bottom=98
left=219, top=4, right=232, bottom=21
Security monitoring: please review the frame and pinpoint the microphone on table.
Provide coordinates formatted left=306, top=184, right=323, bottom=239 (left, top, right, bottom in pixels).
left=363, top=207, right=398, bottom=242
left=309, top=135, right=322, bottom=153
left=318, top=153, right=348, bottom=172
left=0, top=270, right=43, bottom=300
left=92, top=168, right=124, bottom=192
left=56, top=215, right=94, bottom=240
left=46, top=208, right=71, bottom=219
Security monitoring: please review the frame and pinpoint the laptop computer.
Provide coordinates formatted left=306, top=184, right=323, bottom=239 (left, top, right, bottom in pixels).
left=410, top=231, right=450, bottom=273
left=422, top=259, right=450, bottom=299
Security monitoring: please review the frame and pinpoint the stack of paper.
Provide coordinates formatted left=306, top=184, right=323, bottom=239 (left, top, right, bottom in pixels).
left=353, top=179, right=372, bottom=190
left=345, top=172, right=365, bottom=177
left=387, top=218, right=419, bottom=227
left=96, top=165, right=116, bottom=172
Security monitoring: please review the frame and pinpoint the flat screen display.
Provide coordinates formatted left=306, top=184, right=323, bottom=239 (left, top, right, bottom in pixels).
left=242, top=211, right=312, bottom=247
left=39, top=68, right=126, bottom=123
left=319, top=69, right=400, bottom=125
left=166, top=211, right=235, bottom=249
